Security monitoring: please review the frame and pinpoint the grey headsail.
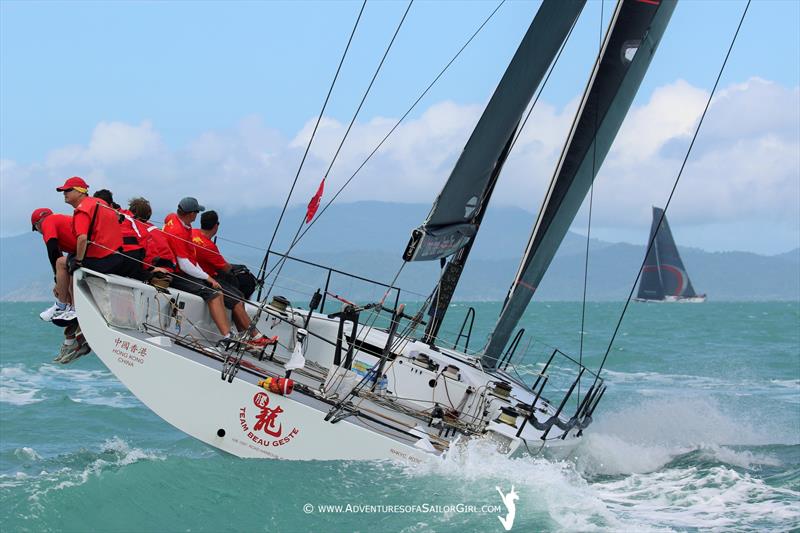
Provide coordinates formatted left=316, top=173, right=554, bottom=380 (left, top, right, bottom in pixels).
left=637, top=206, right=699, bottom=300
left=403, top=0, right=586, bottom=343
left=483, top=0, right=677, bottom=367
left=402, top=0, right=586, bottom=264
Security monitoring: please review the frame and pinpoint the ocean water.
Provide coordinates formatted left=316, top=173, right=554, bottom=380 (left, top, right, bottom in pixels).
left=1, top=300, right=798, bottom=532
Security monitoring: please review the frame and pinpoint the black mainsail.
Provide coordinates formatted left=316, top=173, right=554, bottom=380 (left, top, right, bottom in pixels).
left=636, top=206, right=702, bottom=301
left=483, top=0, right=677, bottom=367
left=402, top=0, right=586, bottom=341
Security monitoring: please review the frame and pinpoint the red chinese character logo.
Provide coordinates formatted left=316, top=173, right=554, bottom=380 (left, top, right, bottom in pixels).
left=252, top=392, right=283, bottom=437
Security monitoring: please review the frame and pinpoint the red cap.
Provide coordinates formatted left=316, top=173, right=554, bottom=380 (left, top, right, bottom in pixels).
left=31, top=208, right=53, bottom=230
left=56, top=176, right=89, bottom=193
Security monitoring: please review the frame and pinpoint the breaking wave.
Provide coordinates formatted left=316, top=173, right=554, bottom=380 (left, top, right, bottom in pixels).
left=1, top=437, right=165, bottom=510
left=0, top=363, right=138, bottom=408
left=400, top=394, right=799, bottom=531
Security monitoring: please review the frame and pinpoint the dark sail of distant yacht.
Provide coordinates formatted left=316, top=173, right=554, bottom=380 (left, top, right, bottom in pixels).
left=635, top=206, right=706, bottom=303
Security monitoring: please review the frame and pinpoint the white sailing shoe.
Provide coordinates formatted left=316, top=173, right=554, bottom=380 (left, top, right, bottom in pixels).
left=52, top=306, right=77, bottom=322
left=40, top=302, right=66, bottom=322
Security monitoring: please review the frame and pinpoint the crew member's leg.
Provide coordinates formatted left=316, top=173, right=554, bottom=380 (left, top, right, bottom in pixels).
left=55, top=256, right=72, bottom=304
left=207, top=294, right=231, bottom=337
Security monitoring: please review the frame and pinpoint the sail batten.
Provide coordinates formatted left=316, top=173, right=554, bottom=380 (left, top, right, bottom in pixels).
left=483, top=0, right=678, bottom=367
left=403, top=0, right=587, bottom=264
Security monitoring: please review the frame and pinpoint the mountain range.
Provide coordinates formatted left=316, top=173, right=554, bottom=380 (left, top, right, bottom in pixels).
left=1, top=202, right=797, bottom=302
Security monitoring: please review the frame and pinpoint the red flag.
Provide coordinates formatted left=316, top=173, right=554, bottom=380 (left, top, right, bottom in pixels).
left=305, top=178, right=325, bottom=223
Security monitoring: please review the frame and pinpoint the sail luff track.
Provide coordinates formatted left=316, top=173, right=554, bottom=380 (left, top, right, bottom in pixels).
left=483, top=0, right=678, bottom=367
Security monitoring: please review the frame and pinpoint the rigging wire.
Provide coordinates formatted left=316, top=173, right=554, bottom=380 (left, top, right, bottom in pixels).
left=578, top=0, right=605, bottom=407
left=261, top=0, right=414, bottom=304
left=257, top=0, right=368, bottom=299
left=593, top=0, right=752, bottom=388
left=256, top=1, right=509, bottom=355
left=324, top=0, right=414, bottom=180
left=267, top=0, right=507, bottom=266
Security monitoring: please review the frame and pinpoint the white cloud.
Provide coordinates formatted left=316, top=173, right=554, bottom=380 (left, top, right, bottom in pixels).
left=586, top=77, right=799, bottom=232
left=1, top=78, right=797, bottom=253
left=86, top=120, right=163, bottom=164
left=43, top=120, right=164, bottom=167
left=612, top=79, right=708, bottom=164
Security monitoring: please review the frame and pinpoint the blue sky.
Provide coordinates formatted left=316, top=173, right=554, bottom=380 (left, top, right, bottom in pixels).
left=1, top=0, right=798, bottom=254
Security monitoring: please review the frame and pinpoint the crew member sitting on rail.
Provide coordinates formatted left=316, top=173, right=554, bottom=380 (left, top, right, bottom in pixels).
left=55, top=177, right=126, bottom=305
left=30, top=207, right=90, bottom=361
left=127, top=197, right=176, bottom=276
left=191, top=210, right=273, bottom=343
left=191, top=210, right=258, bottom=296
left=163, top=197, right=272, bottom=347
left=93, top=189, right=147, bottom=281
left=31, top=208, right=76, bottom=321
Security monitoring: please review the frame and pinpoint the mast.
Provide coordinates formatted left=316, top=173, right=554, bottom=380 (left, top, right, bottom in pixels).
left=403, top=0, right=587, bottom=342
left=654, top=226, right=664, bottom=290
left=483, top=0, right=678, bottom=367
left=421, top=133, right=515, bottom=343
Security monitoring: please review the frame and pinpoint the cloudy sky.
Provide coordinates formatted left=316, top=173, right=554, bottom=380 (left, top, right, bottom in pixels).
left=1, top=0, right=798, bottom=255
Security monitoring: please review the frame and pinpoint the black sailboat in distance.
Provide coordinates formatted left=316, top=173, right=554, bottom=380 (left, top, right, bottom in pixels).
left=635, top=206, right=706, bottom=302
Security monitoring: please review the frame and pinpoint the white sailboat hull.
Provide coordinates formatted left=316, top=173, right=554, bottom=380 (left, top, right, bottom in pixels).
left=73, top=271, right=434, bottom=462
left=634, top=295, right=707, bottom=303
left=72, top=268, right=581, bottom=461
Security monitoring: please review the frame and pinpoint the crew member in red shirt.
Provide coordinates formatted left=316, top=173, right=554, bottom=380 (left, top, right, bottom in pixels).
left=44, top=177, right=124, bottom=324
left=93, top=189, right=147, bottom=281
left=191, top=211, right=230, bottom=278
left=31, top=208, right=76, bottom=320
left=57, top=176, right=125, bottom=276
left=164, top=198, right=271, bottom=347
left=191, top=211, right=272, bottom=345
left=162, top=197, right=236, bottom=341
left=31, top=207, right=89, bottom=361
left=127, top=197, right=176, bottom=275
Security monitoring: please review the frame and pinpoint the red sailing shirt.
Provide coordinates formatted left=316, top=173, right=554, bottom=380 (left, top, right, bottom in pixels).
left=72, top=197, right=122, bottom=259
left=190, top=229, right=228, bottom=277
left=40, top=214, right=77, bottom=254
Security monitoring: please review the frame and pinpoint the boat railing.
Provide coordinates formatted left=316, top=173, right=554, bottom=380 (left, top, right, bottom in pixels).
left=496, top=336, right=605, bottom=432
left=262, top=250, right=404, bottom=315
left=497, top=338, right=605, bottom=440
left=452, top=306, right=476, bottom=353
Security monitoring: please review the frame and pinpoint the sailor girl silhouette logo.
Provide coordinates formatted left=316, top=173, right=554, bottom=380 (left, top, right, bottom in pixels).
left=239, top=392, right=299, bottom=447
left=496, top=485, right=519, bottom=531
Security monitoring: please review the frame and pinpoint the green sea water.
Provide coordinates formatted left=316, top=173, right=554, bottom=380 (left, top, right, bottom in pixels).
left=1, top=301, right=798, bottom=532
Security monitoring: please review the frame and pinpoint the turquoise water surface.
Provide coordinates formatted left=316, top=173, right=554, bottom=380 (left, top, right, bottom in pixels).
left=1, top=301, right=798, bottom=532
